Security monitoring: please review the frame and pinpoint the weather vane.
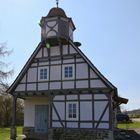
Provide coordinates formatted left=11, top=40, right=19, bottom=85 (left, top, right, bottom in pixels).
left=56, top=0, right=59, bottom=8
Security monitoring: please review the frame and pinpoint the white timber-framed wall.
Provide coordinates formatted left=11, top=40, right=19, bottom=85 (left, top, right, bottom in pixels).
left=12, top=43, right=114, bottom=131
left=52, top=93, right=112, bottom=129
left=14, top=44, right=108, bottom=93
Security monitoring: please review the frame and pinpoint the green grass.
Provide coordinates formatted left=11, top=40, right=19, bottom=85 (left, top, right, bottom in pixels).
left=0, top=122, right=139, bottom=139
left=0, top=126, right=24, bottom=140
left=117, top=121, right=140, bottom=129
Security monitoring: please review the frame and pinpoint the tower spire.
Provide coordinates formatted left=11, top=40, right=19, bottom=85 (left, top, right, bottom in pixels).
left=56, top=0, right=59, bottom=8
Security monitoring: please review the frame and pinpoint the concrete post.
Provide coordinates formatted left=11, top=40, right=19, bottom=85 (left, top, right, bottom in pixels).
left=48, top=129, right=54, bottom=140
left=10, top=96, right=17, bottom=140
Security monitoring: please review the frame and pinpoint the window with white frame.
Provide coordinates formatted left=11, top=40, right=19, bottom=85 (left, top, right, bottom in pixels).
left=63, top=65, right=74, bottom=79
left=67, top=102, right=78, bottom=120
left=38, top=67, right=49, bottom=81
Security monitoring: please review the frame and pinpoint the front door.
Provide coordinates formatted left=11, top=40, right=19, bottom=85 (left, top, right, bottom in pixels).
left=35, top=105, right=49, bottom=133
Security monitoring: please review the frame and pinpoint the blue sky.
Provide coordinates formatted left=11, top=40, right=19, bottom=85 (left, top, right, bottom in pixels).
left=0, top=0, right=140, bottom=111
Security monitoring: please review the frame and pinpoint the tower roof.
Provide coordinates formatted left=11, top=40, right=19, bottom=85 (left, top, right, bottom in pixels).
left=47, top=7, right=67, bottom=18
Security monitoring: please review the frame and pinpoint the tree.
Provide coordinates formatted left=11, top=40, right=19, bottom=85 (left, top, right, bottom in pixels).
left=16, top=99, right=24, bottom=125
left=0, top=43, right=24, bottom=126
left=0, top=43, right=13, bottom=126
left=0, top=95, right=12, bottom=126
left=0, top=42, right=13, bottom=95
left=0, top=95, right=24, bottom=126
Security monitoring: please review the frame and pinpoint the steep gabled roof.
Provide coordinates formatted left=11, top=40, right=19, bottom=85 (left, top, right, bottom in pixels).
left=69, top=40, right=117, bottom=90
left=7, top=40, right=116, bottom=94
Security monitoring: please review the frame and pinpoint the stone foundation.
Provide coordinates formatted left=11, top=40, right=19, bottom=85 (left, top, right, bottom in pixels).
left=23, top=127, right=35, bottom=137
left=50, top=128, right=114, bottom=140
left=23, top=127, right=114, bottom=140
left=23, top=127, right=48, bottom=140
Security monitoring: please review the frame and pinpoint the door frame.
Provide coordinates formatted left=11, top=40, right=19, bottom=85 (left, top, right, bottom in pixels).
left=35, top=104, right=49, bottom=133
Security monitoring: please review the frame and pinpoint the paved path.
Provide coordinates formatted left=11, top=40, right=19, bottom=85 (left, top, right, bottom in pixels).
left=115, top=129, right=140, bottom=140
left=132, top=118, right=140, bottom=122
left=17, top=134, right=26, bottom=139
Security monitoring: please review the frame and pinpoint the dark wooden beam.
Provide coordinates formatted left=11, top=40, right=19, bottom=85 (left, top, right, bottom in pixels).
left=10, top=95, right=17, bottom=140
left=95, top=102, right=109, bottom=129
left=52, top=103, right=65, bottom=128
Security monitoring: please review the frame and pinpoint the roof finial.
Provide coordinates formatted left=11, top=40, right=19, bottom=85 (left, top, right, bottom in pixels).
left=56, top=0, right=59, bottom=8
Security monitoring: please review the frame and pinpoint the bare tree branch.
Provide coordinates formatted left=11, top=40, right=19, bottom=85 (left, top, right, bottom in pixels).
left=0, top=42, right=12, bottom=57
left=0, top=43, right=13, bottom=95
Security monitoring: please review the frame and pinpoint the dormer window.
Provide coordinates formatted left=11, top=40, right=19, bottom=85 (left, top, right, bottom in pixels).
left=63, top=64, right=74, bottom=79
left=38, top=67, right=49, bottom=81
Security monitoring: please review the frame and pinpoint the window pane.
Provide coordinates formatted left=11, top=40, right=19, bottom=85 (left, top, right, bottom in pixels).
left=73, top=104, right=76, bottom=109
left=65, top=67, right=68, bottom=70
left=65, top=72, right=68, bottom=77
left=65, top=70, right=68, bottom=73
left=40, top=68, right=48, bottom=80
left=44, top=69, right=47, bottom=72
left=69, top=73, right=72, bottom=77
left=40, top=69, right=43, bottom=73
left=69, top=114, right=72, bottom=118
left=64, top=66, right=73, bottom=78
left=44, top=76, right=47, bottom=79
left=68, top=103, right=77, bottom=119
left=65, top=71, right=68, bottom=74
left=65, top=74, right=68, bottom=78
left=40, top=73, right=43, bottom=76
left=73, top=109, right=76, bottom=115
left=69, top=110, right=72, bottom=115
left=73, top=114, right=76, bottom=118
left=69, top=66, right=72, bottom=71
left=69, top=104, right=72, bottom=109
left=69, top=69, right=72, bottom=73
left=40, top=75, right=43, bottom=79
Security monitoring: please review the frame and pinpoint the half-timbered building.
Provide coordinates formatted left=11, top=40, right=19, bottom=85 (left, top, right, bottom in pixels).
left=7, top=6, right=128, bottom=140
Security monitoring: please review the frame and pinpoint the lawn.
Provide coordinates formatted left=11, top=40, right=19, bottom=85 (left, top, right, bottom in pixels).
left=1, top=122, right=140, bottom=140
left=117, top=121, right=140, bottom=129
left=0, top=126, right=24, bottom=140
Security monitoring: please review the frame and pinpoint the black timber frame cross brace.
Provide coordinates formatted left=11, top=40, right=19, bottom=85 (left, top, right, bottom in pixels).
left=95, top=102, right=109, bottom=129
left=52, top=103, right=65, bottom=128
left=10, top=95, right=18, bottom=140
